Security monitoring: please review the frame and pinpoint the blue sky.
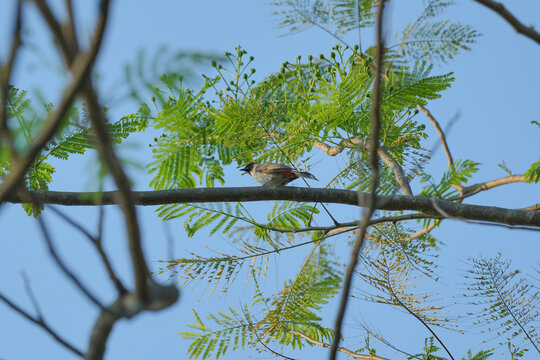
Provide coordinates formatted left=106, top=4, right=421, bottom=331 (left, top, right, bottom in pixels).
left=1, top=1, right=540, bottom=359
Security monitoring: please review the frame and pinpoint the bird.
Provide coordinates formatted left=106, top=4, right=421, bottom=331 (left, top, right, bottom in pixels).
left=240, top=163, right=318, bottom=186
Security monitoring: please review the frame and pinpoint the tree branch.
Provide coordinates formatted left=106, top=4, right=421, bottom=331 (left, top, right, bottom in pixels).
left=6, top=187, right=540, bottom=228
left=314, top=138, right=413, bottom=196
left=48, top=206, right=127, bottom=295
left=417, top=105, right=454, bottom=167
left=474, top=0, right=540, bottom=45
left=291, top=331, right=389, bottom=360
left=0, top=290, right=84, bottom=357
left=0, top=0, right=109, bottom=205
left=458, top=175, right=528, bottom=199
left=37, top=216, right=109, bottom=311
left=268, top=213, right=441, bottom=234
left=35, top=0, right=150, bottom=303
left=331, top=2, right=385, bottom=358
left=0, top=0, right=23, bottom=150
left=86, top=282, right=178, bottom=360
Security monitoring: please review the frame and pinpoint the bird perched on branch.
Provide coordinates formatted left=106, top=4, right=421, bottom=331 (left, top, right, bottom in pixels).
left=240, top=163, right=318, bottom=186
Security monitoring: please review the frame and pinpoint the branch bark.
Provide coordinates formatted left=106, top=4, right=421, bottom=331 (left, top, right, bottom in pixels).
left=86, top=282, right=178, bottom=360
left=459, top=175, right=528, bottom=198
left=314, top=138, right=413, bottom=196
left=331, top=2, right=385, bottom=358
left=474, top=0, right=540, bottom=45
left=0, top=291, right=84, bottom=357
left=0, top=0, right=109, bottom=205
left=6, top=187, right=540, bottom=228
left=291, top=331, right=389, bottom=360
left=417, top=105, right=454, bottom=167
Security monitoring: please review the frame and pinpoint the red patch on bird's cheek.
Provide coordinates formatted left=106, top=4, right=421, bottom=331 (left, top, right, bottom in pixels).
left=282, top=171, right=298, bottom=179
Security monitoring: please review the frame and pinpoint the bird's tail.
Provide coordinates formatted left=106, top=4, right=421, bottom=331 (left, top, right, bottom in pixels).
left=294, top=171, right=318, bottom=181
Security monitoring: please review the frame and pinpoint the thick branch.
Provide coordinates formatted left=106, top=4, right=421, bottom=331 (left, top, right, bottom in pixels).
left=7, top=187, right=540, bottom=228
left=314, top=138, right=413, bottom=196
left=474, top=0, right=540, bottom=45
left=291, top=331, right=389, bottom=360
left=86, top=283, right=178, bottom=360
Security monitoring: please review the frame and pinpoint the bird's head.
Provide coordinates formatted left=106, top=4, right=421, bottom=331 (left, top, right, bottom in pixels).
left=240, top=163, right=255, bottom=173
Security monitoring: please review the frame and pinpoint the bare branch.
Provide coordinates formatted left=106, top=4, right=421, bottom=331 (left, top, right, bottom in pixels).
left=386, top=280, right=455, bottom=360
left=417, top=105, right=454, bottom=167
left=21, top=272, right=44, bottom=320
left=0, top=0, right=23, bottom=149
left=33, top=0, right=76, bottom=62
left=76, top=0, right=148, bottom=302
left=6, top=187, right=540, bottom=228
left=522, top=203, right=540, bottom=211
left=291, top=331, right=389, bottom=360
left=86, top=282, right=178, bottom=360
left=0, top=290, right=84, bottom=357
left=314, top=138, right=413, bottom=196
left=37, top=215, right=108, bottom=311
left=269, top=213, right=441, bottom=234
left=35, top=0, right=149, bottom=302
left=83, top=80, right=149, bottom=302
left=48, top=206, right=95, bottom=240
left=458, top=175, right=528, bottom=199
left=331, top=2, right=385, bottom=358
left=48, top=206, right=127, bottom=295
left=474, top=0, right=540, bottom=45
left=63, top=0, right=80, bottom=54
left=404, top=221, right=439, bottom=242
left=253, top=329, right=298, bottom=360
left=0, top=0, right=110, bottom=205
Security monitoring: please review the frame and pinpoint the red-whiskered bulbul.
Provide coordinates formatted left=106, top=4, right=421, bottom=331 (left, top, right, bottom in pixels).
left=240, top=163, right=318, bottom=186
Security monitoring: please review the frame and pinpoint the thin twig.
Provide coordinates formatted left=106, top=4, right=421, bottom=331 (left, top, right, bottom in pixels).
left=21, top=272, right=44, bottom=320
left=474, top=0, right=540, bottom=45
left=0, top=1, right=109, bottom=205
left=37, top=215, right=109, bottom=311
left=386, top=276, right=455, bottom=360
left=314, top=138, right=413, bottom=196
left=417, top=105, right=454, bottom=167
left=0, top=291, right=84, bottom=357
left=47, top=205, right=127, bottom=295
left=83, top=80, right=149, bottom=301
left=268, top=213, right=440, bottom=234
left=456, top=175, right=528, bottom=199
left=291, top=331, right=389, bottom=360
left=48, top=206, right=95, bottom=240
left=253, top=329, right=298, bottom=360
left=330, top=2, right=385, bottom=359
left=36, top=0, right=148, bottom=302
left=33, top=0, right=75, bottom=61
left=77, top=0, right=148, bottom=302
left=94, top=207, right=128, bottom=295
left=0, top=0, right=23, bottom=151
left=404, top=221, right=439, bottom=242
left=63, top=0, right=79, bottom=54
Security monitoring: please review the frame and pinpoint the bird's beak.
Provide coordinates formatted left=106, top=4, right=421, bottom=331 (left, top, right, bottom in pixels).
left=240, top=166, right=250, bottom=172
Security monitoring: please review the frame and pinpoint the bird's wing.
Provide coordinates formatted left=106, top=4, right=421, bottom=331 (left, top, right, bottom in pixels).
left=256, top=163, right=293, bottom=174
